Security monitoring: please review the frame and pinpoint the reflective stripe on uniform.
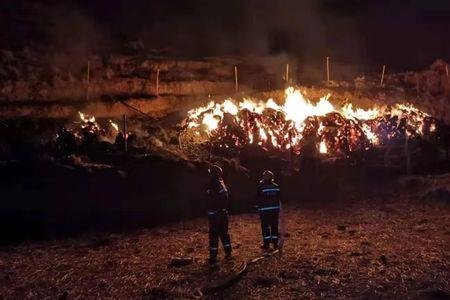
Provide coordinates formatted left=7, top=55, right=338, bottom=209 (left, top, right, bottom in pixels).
left=219, top=188, right=227, bottom=194
left=262, top=188, right=280, bottom=193
left=210, top=247, right=218, bottom=250
left=258, top=206, right=280, bottom=211
left=208, top=209, right=227, bottom=215
left=263, top=236, right=271, bottom=240
left=223, top=243, right=231, bottom=247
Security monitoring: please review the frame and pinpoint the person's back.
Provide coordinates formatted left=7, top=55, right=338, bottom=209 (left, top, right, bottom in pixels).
left=256, top=181, right=281, bottom=210
left=206, top=175, right=229, bottom=214
left=255, top=170, right=281, bottom=252
left=206, top=165, right=232, bottom=264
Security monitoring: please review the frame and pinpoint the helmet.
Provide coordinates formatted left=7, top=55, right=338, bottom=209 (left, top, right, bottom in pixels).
left=209, top=164, right=223, bottom=176
left=262, top=170, right=274, bottom=182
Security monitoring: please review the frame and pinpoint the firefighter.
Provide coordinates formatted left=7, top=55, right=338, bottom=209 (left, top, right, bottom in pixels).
left=206, top=165, right=232, bottom=263
left=256, top=170, right=281, bottom=252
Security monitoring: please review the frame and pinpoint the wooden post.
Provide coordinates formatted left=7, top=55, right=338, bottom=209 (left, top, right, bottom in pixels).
left=326, top=56, right=330, bottom=83
left=123, top=114, right=127, bottom=153
left=86, top=60, right=90, bottom=101
left=156, top=69, right=160, bottom=96
left=286, top=63, right=289, bottom=85
left=446, top=64, right=449, bottom=79
left=234, top=66, right=238, bottom=92
left=380, top=65, right=386, bottom=87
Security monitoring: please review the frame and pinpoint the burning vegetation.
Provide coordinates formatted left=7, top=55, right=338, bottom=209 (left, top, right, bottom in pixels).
left=181, top=87, right=439, bottom=158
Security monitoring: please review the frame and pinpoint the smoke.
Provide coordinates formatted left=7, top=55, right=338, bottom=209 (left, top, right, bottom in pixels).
left=0, top=0, right=449, bottom=72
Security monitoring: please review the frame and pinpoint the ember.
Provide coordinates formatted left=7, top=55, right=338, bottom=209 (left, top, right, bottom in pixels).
left=182, top=87, right=437, bottom=158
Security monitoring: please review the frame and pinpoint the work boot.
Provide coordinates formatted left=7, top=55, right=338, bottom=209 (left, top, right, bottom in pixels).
left=225, top=252, right=233, bottom=260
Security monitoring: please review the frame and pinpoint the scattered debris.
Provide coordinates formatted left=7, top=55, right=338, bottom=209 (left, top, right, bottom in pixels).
left=170, top=257, right=194, bottom=267
left=422, top=188, right=450, bottom=204
left=254, top=276, right=280, bottom=287
left=379, top=255, right=388, bottom=265
left=337, top=225, right=347, bottom=231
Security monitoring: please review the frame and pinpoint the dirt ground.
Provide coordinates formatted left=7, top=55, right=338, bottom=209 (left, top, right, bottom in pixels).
left=0, top=189, right=449, bottom=299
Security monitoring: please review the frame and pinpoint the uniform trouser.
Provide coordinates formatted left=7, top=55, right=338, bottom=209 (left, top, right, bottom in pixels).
left=260, top=210, right=279, bottom=249
left=208, top=211, right=232, bottom=258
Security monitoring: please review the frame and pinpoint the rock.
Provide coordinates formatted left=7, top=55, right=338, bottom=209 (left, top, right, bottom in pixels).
left=279, top=270, right=301, bottom=280
left=170, top=257, right=194, bottom=267
left=143, top=287, right=175, bottom=300
left=414, top=288, right=450, bottom=300
left=418, top=218, right=429, bottom=224
left=422, top=188, right=450, bottom=204
left=58, top=291, right=69, bottom=300
left=254, top=276, right=280, bottom=287
left=315, top=268, right=339, bottom=276
left=379, top=255, right=388, bottom=265
left=349, top=251, right=365, bottom=257
left=337, top=225, right=347, bottom=231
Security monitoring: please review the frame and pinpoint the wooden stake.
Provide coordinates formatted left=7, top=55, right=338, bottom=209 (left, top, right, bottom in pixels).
left=380, top=65, right=386, bottom=87
left=326, top=56, right=330, bottom=83
left=123, top=114, right=127, bottom=153
left=86, top=60, right=90, bottom=101
left=286, top=63, right=289, bottom=84
left=234, top=66, right=238, bottom=92
left=156, top=69, right=160, bottom=96
left=446, top=64, right=449, bottom=78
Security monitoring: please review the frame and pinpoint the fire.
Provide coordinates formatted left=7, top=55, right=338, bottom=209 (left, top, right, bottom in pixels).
left=78, top=111, right=96, bottom=124
left=75, top=111, right=120, bottom=142
left=283, top=87, right=333, bottom=125
left=202, top=114, right=219, bottom=131
left=319, top=140, right=328, bottom=154
left=341, top=103, right=381, bottom=120
left=109, top=120, right=119, bottom=131
left=182, top=87, right=437, bottom=157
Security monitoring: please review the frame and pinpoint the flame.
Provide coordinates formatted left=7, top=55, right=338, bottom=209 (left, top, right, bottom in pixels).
left=319, top=140, right=327, bottom=154
left=78, top=111, right=95, bottom=123
left=223, top=99, right=238, bottom=115
left=341, top=103, right=381, bottom=120
left=182, top=87, right=436, bottom=157
left=109, top=120, right=119, bottom=131
left=283, top=87, right=333, bottom=125
left=202, top=114, right=219, bottom=132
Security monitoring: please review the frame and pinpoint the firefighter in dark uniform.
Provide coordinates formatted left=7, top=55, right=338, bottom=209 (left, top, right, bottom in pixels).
left=206, top=165, right=232, bottom=263
left=256, top=170, right=281, bottom=252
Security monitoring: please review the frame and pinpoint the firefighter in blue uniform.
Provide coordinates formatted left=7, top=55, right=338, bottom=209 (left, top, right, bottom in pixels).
left=256, top=170, right=281, bottom=252
left=206, top=165, right=232, bottom=263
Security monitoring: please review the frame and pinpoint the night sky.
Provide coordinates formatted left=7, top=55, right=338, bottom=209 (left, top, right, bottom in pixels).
left=1, top=0, right=449, bottom=70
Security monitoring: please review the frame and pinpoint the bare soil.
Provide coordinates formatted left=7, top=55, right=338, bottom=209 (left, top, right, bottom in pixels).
left=0, top=189, right=448, bottom=299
